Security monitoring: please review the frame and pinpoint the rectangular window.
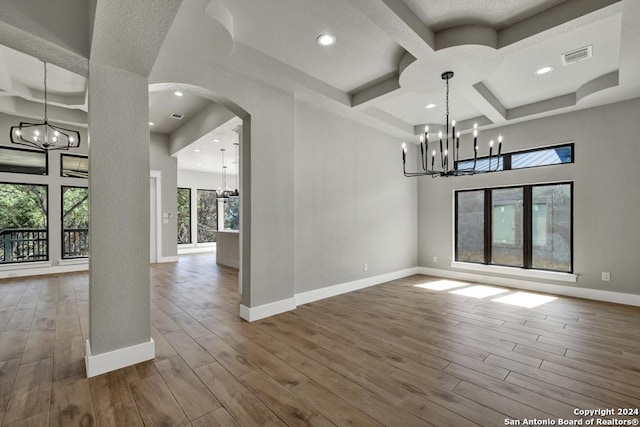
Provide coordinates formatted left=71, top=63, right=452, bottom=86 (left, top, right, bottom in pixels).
left=491, top=188, right=523, bottom=267
left=61, top=154, right=88, bottom=178
left=455, top=190, right=484, bottom=263
left=0, top=183, right=48, bottom=263
left=223, top=197, right=240, bottom=231
left=177, top=188, right=191, bottom=244
left=455, top=182, right=572, bottom=273
left=531, top=184, right=572, bottom=272
left=511, top=145, right=573, bottom=170
left=197, top=189, right=217, bottom=243
left=457, top=143, right=573, bottom=172
left=62, top=186, right=89, bottom=258
left=0, top=146, right=47, bottom=175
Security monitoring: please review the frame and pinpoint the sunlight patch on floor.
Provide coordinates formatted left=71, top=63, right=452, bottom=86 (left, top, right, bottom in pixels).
left=449, top=285, right=509, bottom=298
left=491, top=291, right=558, bottom=308
left=414, top=280, right=470, bottom=291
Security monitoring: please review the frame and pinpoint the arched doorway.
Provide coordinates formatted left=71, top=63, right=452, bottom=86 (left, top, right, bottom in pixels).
left=148, top=83, right=252, bottom=308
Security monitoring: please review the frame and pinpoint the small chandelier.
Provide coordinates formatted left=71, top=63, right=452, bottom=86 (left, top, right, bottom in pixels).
left=10, top=61, right=81, bottom=152
left=402, top=71, right=502, bottom=178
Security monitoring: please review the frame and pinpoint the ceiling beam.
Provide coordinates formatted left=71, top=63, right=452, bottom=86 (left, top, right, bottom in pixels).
left=351, top=75, right=402, bottom=109
left=344, top=0, right=435, bottom=59
left=499, top=0, right=623, bottom=48
left=468, top=82, right=507, bottom=124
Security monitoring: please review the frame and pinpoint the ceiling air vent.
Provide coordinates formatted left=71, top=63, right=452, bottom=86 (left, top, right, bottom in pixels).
left=170, top=113, right=184, bottom=120
left=561, top=45, right=592, bottom=66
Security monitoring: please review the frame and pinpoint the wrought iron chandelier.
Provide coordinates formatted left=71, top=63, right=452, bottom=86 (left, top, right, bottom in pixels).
left=402, top=71, right=502, bottom=178
left=10, top=61, right=81, bottom=152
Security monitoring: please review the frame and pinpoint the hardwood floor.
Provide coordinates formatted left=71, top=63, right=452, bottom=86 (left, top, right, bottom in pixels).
left=1, top=254, right=640, bottom=426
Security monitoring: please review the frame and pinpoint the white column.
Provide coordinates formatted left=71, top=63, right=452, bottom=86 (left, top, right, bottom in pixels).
left=86, top=61, right=154, bottom=377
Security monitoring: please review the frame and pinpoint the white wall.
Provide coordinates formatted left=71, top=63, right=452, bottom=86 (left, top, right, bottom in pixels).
left=150, top=133, right=177, bottom=260
left=294, top=101, right=418, bottom=293
left=418, top=97, right=640, bottom=295
left=178, top=169, right=223, bottom=190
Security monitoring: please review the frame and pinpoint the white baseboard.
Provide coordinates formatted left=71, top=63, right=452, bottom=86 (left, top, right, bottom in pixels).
left=0, top=262, right=89, bottom=279
left=295, top=267, right=421, bottom=306
left=158, top=256, right=178, bottom=263
left=85, top=338, right=155, bottom=378
left=417, top=267, right=640, bottom=307
left=178, top=247, right=215, bottom=255
left=239, top=267, right=421, bottom=322
left=240, top=298, right=297, bottom=322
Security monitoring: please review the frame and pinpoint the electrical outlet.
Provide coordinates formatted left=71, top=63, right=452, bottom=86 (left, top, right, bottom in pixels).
left=433, top=256, right=438, bottom=263
left=363, top=263, right=368, bottom=271
left=601, top=272, right=610, bottom=282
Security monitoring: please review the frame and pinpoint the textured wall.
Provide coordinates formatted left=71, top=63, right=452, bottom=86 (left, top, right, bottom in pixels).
left=150, top=133, right=178, bottom=259
left=294, top=101, right=418, bottom=293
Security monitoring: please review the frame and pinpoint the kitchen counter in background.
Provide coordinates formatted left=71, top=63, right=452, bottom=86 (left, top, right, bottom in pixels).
left=216, top=230, right=239, bottom=269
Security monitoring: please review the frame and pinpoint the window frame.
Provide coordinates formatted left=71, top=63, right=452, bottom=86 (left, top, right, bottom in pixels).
left=455, top=181, right=573, bottom=274
left=0, top=181, right=50, bottom=264
left=196, top=188, right=218, bottom=244
left=60, top=153, right=89, bottom=178
left=177, top=187, right=192, bottom=245
left=60, top=185, right=89, bottom=259
left=456, top=142, right=574, bottom=172
left=0, top=145, right=48, bottom=176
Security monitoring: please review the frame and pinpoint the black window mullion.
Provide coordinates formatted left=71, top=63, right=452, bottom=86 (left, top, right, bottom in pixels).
left=484, top=189, right=492, bottom=265
left=523, top=186, right=532, bottom=269
left=454, top=192, right=459, bottom=262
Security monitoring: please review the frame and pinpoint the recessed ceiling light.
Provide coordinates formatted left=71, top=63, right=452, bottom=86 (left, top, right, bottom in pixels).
left=197, top=163, right=203, bottom=167
left=425, top=103, right=437, bottom=109
left=213, top=139, right=220, bottom=142
left=317, top=34, right=336, bottom=47
left=149, top=122, right=155, bottom=126
left=535, top=66, right=554, bottom=75
left=174, top=91, right=184, bottom=97
left=194, top=148, right=201, bottom=153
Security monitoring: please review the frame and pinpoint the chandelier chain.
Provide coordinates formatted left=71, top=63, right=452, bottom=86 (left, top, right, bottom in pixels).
left=445, top=74, right=449, bottom=120
left=44, top=62, right=48, bottom=122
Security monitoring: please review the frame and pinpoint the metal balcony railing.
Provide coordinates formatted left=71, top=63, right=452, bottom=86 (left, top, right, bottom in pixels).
left=0, top=228, right=48, bottom=263
left=63, top=228, right=89, bottom=258
left=0, top=227, right=89, bottom=263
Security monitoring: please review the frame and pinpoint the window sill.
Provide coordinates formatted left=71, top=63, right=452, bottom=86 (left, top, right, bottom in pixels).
left=451, top=261, right=577, bottom=283
left=59, top=258, right=89, bottom=266
left=0, top=261, right=52, bottom=271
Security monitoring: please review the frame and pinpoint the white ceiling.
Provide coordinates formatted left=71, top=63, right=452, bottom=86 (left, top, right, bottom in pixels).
left=0, top=45, right=87, bottom=124
left=402, top=0, right=567, bottom=30
left=148, top=91, right=212, bottom=135
left=224, top=0, right=404, bottom=93
left=175, top=116, right=242, bottom=176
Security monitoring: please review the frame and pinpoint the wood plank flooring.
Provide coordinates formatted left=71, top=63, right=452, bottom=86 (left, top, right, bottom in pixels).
left=1, top=254, right=640, bottom=426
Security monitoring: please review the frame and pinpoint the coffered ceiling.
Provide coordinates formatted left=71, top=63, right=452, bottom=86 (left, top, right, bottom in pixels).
left=209, top=0, right=639, bottom=137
